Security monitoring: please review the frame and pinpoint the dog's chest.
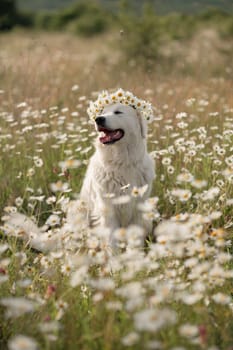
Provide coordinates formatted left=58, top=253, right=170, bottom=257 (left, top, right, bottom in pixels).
left=94, top=163, right=145, bottom=196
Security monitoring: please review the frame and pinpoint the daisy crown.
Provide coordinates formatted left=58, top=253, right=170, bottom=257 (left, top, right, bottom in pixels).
left=87, top=88, right=154, bottom=123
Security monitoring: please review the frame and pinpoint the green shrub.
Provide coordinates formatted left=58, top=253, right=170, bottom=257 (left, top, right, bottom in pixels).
left=33, top=1, right=110, bottom=35
left=34, top=12, right=55, bottom=30
left=118, top=3, right=162, bottom=68
left=41, top=3, right=88, bottom=30
left=69, top=12, right=109, bottom=36
left=16, top=11, right=35, bottom=28
left=222, top=17, right=233, bottom=37
left=160, top=13, right=197, bottom=40
left=198, top=8, right=230, bottom=21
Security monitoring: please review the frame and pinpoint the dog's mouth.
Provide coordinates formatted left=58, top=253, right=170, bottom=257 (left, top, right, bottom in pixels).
left=97, top=126, right=124, bottom=144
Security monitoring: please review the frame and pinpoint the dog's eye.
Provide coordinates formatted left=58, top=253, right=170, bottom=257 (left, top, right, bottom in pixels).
left=114, top=110, right=123, bottom=115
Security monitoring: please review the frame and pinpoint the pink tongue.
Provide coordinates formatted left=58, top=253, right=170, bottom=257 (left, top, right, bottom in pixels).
left=100, top=130, right=122, bottom=144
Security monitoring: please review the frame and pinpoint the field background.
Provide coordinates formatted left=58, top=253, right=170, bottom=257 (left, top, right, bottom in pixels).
left=0, top=1, right=233, bottom=350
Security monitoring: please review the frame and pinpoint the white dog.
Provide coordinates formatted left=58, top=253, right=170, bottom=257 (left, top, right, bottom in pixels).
left=3, top=90, right=155, bottom=250
left=81, top=101, right=155, bottom=242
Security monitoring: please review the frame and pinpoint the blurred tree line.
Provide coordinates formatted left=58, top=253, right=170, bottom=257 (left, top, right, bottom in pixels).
left=0, top=0, right=111, bottom=35
left=0, top=0, right=34, bottom=30
left=1, top=0, right=233, bottom=67
left=0, top=0, right=18, bottom=30
left=1, top=0, right=232, bottom=35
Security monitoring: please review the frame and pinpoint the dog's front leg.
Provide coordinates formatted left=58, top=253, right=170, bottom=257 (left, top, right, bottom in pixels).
left=100, top=203, right=120, bottom=230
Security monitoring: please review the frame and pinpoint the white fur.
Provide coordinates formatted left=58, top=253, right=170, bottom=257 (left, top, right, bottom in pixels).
left=80, top=103, right=155, bottom=242
left=3, top=103, right=155, bottom=251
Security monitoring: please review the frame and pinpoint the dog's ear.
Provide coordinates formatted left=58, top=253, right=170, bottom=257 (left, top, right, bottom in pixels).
left=137, top=110, right=147, bottom=139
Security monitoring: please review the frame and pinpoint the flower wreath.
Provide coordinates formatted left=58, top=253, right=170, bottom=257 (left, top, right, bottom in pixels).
left=87, top=88, right=154, bottom=123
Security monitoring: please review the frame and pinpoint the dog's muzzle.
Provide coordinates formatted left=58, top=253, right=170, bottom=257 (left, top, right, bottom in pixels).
left=95, top=116, right=124, bottom=145
left=95, top=116, right=106, bottom=127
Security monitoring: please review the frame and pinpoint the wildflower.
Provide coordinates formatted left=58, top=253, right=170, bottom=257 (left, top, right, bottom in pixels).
left=121, top=183, right=131, bottom=191
left=50, top=181, right=70, bottom=193
left=188, top=149, right=196, bottom=157
left=208, top=211, right=222, bottom=221
left=90, top=278, right=115, bottom=291
left=55, top=299, right=68, bottom=320
left=38, top=320, right=60, bottom=334
left=87, top=236, right=99, bottom=251
left=202, top=187, right=220, bottom=201
left=185, top=98, right=196, bottom=106
left=0, top=297, right=37, bottom=318
left=171, top=213, right=189, bottom=222
left=15, top=197, right=23, bottom=207
left=138, top=197, right=158, bottom=212
left=198, top=325, right=207, bottom=346
left=70, top=265, right=89, bottom=287
left=217, top=252, right=232, bottom=263
left=180, top=293, right=203, bottom=305
left=225, top=155, right=233, bottom=167
left=29, top=195, right=45, bottom=202
left=59, top=158, right=82, bottom=170
left=116, top=281, right=145, bottom=299
left=176, top=112, right=188, bottom=119
left=16, top=171, right=23, bottom=179
left=121, top=332, right=139, bottom=346
left=8, top=335, right=38, bottom=350
left=198, top=99, right=209, bottom=107
left=17, top=279, right=32, bottom=288
left=26, top=168, right=35, bottom=177
left=45, top=284, right=56, bottom=299
left=167, top=165, right=175, bottom=174
left=105, top=301, right=123, bottom=311
left=0, top=275, right=8, bottom=284
left=113, top=228, right=127, bottom=243
left=171, top=188, right=192, bottom=202
left=45, top=214, right=60, bottom=227
left=191, top=179, right=207, bottom=189
left=71, top=84, right=79, bottom=92
left=46, top=196, right=56, bottom=204
left=12, top=255, right=27, bottom=271
left=17, top=102, right=27, bottom=108
left=177, top=121, right=188, bottom=129
left=126, top=225, right=145, bottom=247
left=179, top=324, right=199, bottom=338
left=177, top=172, right=194, bottom=183
left=212, top=293, right=231, bottom=305
left=131, top=184, right=148, bottom=197
left=227, top=174, right=233, bottom=183
left=92, top=292, right=104, bottom=303
left=162, top=157, right=171, bottom=165
left=134, top=308, right=176, bottom=332
left=61, top=261, right=73, bottom=276
left=216, top=179, right=225, bottom=188
left=79, top=95, right=86, bottom=101
left=209, top=264, right=226, bottom=282
left=0, top=243, right=9, bottom=255
left=226, top=198, right=233, bottom=206
left=34, top=157, right=43, bottom=167
left=210, top=228, right=225, bottom=239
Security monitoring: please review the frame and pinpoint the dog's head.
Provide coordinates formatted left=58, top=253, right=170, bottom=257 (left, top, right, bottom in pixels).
left=95, top=103, right=147, bottom=146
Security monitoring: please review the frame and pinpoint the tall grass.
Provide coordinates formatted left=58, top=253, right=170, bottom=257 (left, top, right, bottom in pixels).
left=0, top=31, right=232, bottom=350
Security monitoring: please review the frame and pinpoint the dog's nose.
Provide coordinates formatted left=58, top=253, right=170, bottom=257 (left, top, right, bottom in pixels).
left=95, top=116, right=106, bottom=126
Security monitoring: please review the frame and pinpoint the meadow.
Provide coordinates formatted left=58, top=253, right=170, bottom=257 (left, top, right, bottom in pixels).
left=0, top=28, right=233, bottom=350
